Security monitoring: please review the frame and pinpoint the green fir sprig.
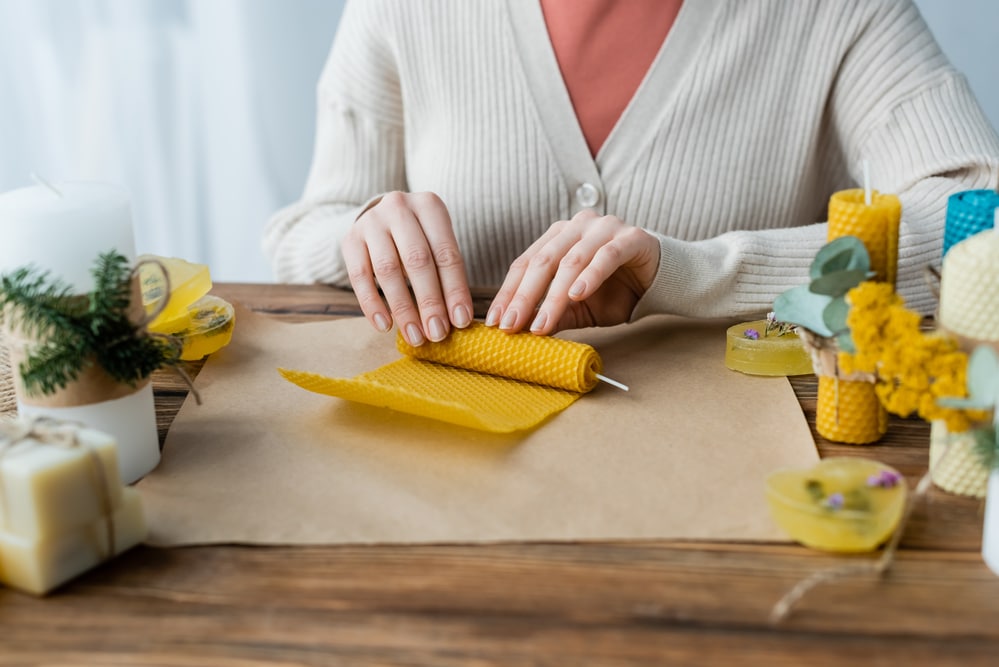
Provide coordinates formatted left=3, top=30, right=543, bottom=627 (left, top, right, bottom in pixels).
left=0, top=251, right=181, bottom=396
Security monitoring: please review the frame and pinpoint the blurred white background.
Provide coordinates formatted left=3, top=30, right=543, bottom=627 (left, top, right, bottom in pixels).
left=0, top=0, right=996, bottom=283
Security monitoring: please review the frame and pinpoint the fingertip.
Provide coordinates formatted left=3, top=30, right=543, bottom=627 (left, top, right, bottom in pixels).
left=529, top=311, right=548, bottom=334
left=452, top=303, right=472, bottom=329
left=372, top=312, right=392, bottom=333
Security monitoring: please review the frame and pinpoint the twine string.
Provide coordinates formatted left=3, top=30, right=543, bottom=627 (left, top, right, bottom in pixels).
left=0, top=416, right=116, bottom=559
left=130, top=259, right=202, bottom=406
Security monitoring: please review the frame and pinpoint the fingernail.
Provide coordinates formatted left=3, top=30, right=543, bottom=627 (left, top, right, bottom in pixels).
left=405, top=323, right=425, bottom=346
left=485, top=306, right=501, bottom=327
left=452, top=304, right=471, bottom=328
left=569, top=281, right=585, bottom=299
left=530, top=311, right=547, bottom=333
left=373, top=313, right=391, bottom=333
left=428, top=316, right=447, bottom=342
left=500, top=309, right=518, bottom=331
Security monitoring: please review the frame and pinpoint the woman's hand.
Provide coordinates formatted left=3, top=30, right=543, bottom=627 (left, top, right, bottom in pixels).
left=341, top=191, right=473, bottom=346
left=485, top=209, right=660, bottom=335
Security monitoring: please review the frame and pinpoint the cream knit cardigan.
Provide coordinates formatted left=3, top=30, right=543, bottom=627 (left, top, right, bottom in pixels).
left=263, top=0, right=999, bottom=319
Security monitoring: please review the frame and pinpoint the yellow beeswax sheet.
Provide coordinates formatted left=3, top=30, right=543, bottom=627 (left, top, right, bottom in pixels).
left=136, top=304, right=821, bottom=547
left=279, top=323, right=602, bottom=433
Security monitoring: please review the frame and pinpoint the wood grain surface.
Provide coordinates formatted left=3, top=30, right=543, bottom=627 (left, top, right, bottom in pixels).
left=2, top=282, right=997, bottom=666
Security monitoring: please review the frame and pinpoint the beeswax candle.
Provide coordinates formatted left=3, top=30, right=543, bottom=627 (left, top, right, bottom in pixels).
left=939, top=228, right=999, bottom=345
left=282, top=322, right=606, bottom=433
left=827, top=188, right=901, bottom=287
left=816, top=188, right=901, bottom=444
left=943, top=190, right=999, bottom=258
left=397, top=322, right=602, bottom=392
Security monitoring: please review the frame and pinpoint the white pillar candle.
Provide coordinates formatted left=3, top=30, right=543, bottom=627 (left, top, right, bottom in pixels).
left=0, top=181, right=160, bottom=483
left=0, top=181, right=137, bottom=291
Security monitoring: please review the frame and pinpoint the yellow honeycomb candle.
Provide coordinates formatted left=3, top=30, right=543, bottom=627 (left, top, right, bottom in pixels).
left=397, top=322, right=602, bottom=392
left=724, top=320, right=812, bottom=377
left=827, top=188, right=901, bottom=287
left=816, top=376, right=887, bottom=444
left=818, top=188, right=900, bottom=444
left=766, top=457, right=907, bottom=553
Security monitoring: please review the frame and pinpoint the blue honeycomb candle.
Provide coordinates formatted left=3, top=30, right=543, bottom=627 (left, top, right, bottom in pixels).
left=943, top=189, right=999, bottom=257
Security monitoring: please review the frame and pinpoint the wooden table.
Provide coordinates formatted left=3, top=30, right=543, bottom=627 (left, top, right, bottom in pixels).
left=3, top=283, right=998, bottom=666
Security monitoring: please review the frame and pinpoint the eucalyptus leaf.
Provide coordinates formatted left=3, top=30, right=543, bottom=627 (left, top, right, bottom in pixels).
left=937, top=396, right=994, bottom=410
left=967, top=346, right=999, bottom=404
left=773, top=285, right=835, bottom=337
left=809, top=269, right=870, bottom=297
left=810, top=236, right=870, bottom=280
left=836, top=330, right=856, bottom=354
left=822, top=296, right=851, bottom=334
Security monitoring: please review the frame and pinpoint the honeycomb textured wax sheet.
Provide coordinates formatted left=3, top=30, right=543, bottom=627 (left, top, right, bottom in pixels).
left=280, top=322, right=603, bottom=433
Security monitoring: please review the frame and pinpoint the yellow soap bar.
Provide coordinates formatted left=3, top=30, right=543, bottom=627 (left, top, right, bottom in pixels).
left=160, top=295, right=236, bottom=361
left=766, top=457, right=907, bottom=553
left=0, top=428, right=123, bottom=540
left=0, top=488, right=146, bottom=595
left=724, top=320, right=812, bottom=376
left=138, top=255, right=212, bottom=331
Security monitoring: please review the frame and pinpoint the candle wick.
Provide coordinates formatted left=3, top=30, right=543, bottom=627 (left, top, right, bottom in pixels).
left=596, top=373, right=629, bottom=392
left=862, top=159, right=871, bottom=206
left=30, top=172, right=63, bottom=198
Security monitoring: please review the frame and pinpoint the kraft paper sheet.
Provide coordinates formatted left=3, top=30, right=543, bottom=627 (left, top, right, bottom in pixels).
left=137, top=305, right=819, bottom=546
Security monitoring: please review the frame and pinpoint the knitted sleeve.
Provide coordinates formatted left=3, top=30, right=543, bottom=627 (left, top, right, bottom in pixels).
left=262, top=0, right=407, bottom=285
left=633, top=0, right=999, bottom=320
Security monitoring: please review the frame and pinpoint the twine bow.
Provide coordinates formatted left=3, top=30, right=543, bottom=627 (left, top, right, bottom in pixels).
left=0, top=416, right=116, bottom=559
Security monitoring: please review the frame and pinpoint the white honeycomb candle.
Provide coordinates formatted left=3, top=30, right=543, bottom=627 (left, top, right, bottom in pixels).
left=939, top=224, right=999, bottom=344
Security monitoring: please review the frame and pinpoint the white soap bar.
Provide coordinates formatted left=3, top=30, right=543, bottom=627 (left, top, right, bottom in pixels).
left=0, top=428, right=124, bottom=539
left=0, top=487, right=146, bottom=595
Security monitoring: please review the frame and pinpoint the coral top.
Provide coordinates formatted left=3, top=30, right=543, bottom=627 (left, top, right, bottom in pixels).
left=540, top=0, right=683, bottom=156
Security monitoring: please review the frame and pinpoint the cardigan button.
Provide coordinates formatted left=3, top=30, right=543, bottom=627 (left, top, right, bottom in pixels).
left=575, top=183, right=600, bottom=209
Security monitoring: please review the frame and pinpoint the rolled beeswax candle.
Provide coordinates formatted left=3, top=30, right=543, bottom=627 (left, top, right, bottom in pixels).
left=943, top=190, right=999, bottom=258
left=0, top=487, right=146, bottom=595
left=0, top=427, right=123, bottom=540
left=818, top=188, right=900, bottom=445
left=828, top=188, right=901, bottom=287
left=397, top=322, right=602, bottom=392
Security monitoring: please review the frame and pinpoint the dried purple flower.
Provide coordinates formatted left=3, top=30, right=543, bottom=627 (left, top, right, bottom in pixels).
left=744, top=328, right=760, bottom=340
left=824, top=492, right=845, bottom=510
left=867, top=470, right=903, bottom=489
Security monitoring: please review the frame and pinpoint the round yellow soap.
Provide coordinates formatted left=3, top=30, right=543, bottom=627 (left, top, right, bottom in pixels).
left=164, top=295, right=235, bottom=361
left=766, top=457, right=907, bottom=553
left=724, top=320, right=812, bottom=376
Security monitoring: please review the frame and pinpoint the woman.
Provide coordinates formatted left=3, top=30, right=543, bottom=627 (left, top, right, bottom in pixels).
left=264, top=0, right=999, bottom=346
